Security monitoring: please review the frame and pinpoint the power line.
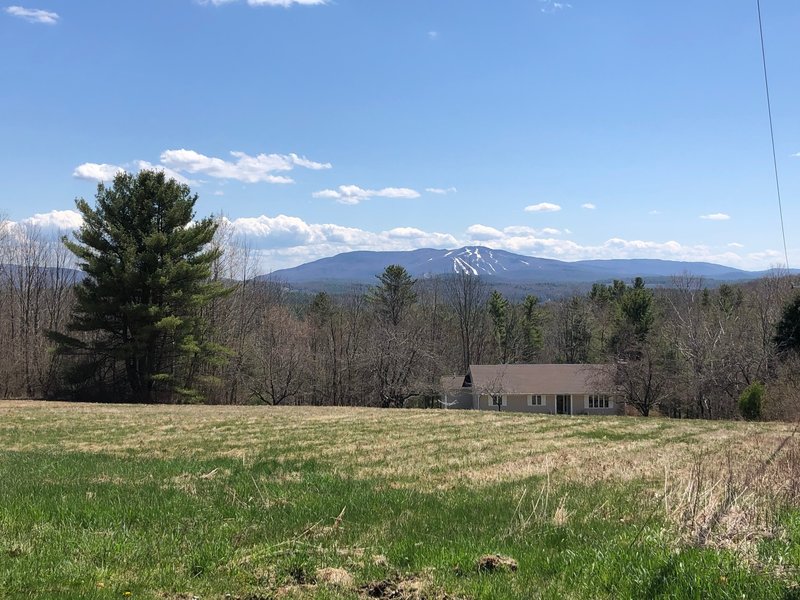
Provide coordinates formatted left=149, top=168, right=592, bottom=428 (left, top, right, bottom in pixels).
left=756, top=0, right=790, bottom=269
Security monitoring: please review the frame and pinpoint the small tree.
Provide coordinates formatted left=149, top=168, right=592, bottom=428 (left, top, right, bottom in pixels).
left=479, top=367, right=508, bottom=412
left=738, top=381, right=764, bottom=421
left=612, top=341, right=673, bottom=417
left=247, top=305, right=308, bottom=405
left=55, top=170, right=228, bottom=403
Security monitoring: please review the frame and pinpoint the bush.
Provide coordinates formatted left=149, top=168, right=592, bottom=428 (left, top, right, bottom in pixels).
left=739, top=382, right=764, bottom=421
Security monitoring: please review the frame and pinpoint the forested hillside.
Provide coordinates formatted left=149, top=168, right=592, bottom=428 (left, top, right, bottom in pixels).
left=2, top=215, right=799, bottom=419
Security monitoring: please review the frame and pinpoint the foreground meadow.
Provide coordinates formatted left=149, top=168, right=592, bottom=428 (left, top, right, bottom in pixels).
left=1, top=402, right=799, bottom=599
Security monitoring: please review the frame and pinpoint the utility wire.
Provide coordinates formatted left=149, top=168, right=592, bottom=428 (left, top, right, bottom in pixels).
left=756, top=0, right=790, bottom=269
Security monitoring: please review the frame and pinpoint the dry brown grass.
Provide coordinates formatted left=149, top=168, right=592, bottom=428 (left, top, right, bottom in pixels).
left=0, top=400, right=794, bottom=494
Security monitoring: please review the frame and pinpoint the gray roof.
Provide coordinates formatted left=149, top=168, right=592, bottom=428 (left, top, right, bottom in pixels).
left=468, top=364, right=612, bottom=395
left=440, top=375, right=467, bottom=391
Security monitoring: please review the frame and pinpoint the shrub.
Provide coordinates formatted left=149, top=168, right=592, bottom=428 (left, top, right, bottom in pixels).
left=739, top=382, right=764, bottom=421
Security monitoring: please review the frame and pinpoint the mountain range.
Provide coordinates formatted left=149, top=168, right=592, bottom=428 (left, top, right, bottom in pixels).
left=2, top=247, right=790, bottom=299
left=264, top=246, right=787, bottom=286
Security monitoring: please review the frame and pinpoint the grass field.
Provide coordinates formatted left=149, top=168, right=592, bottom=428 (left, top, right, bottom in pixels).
left=1, top=401, right=799, bottom=599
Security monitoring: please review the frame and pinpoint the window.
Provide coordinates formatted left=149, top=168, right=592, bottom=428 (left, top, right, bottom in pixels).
left=528, top=394, right=544, bottom=407
left=588, top=394, right=612, bottom=409
left=489, top=394, right=506, bottom=407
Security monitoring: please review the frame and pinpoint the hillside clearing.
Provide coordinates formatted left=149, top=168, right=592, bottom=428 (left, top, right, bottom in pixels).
left=1, top=402, right=799, bottom=599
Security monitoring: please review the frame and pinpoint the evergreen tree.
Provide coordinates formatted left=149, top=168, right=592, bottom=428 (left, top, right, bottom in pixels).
left=370, top=265, right=417, bottom=326
left=775, top=294, right=800, bottom=355
left=605, top=277, right=654, bottom=357
left=521, top=294, right=544, bottom=362
left=488, top=290, right=510, bottom=363
left=309, top=292, right=334, bottom=329
left=54, top=170, right=228, bottom=403
left=619, top=277, right=654, bottom=341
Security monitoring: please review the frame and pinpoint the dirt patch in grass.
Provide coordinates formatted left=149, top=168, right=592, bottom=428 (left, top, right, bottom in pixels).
left=360, top=575, right=463, bottom=600
left=316, top=567, right=354, bottom=587
left=475, top=554, right=518, bottom=573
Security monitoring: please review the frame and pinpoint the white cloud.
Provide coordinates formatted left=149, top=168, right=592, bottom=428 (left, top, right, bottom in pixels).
left=463, top=227, right=749, bottom=268
left=201, top=0, right=327, bottom=6
left=313, top=185, right=420, bottom=205
left=524, top=202, right=562, bottom=213
left=225, top=214, right=318, bottom=248
left=23, top=209, right=83, bottom=230
left=468, top=224, right=563, bottom=240
left=213, top=190, right=225, bottom=196
left=76, top=148, right=330, bottom=185
left=648, top=210, right=662, bottom=215
left=581, top=203, right=596, bottom=210
left=248, top=0, right=327, bottom=5
left=135, top=161, right=192, bottom=185
left=5, top=6, right=59, bottom=24
left=425, top=187, right=457, bottom=195
left=728, top=242, right=744, bottom=249
left=160, top=149, right=330, bottom=184
left=791, top=152, right=800, bottom=158
left=539, top=0, right=571, bottom=13
left=427, top=31, right=439, bottom=40
left=746, top=249, right=783, bottom=264
left=387, top=227, right=428, bottom=239
left=222, top=214, right=456, bottom=268
left=287, top=153, right=332, bottom=170
left=503, top=226, right=538, bottom=236
left=700, top=213, right=731, bottom=221
left=466, top=224, right=504, bottom=240
left=73, top=163, right=125, bottom=182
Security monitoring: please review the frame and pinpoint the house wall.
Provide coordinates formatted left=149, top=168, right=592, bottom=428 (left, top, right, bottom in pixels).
left=442, top=389, right=473, bottom=410
left=574, top=395, right=622, bottom=416
left=477, top=393, right=555, bottom=414
left=476, top=393, right=623, bottom=416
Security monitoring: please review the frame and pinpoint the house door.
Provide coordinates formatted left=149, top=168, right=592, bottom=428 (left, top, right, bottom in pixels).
left=556, top=394, right=572, bottom=415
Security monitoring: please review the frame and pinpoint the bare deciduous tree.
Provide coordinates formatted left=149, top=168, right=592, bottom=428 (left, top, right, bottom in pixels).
left=444, top=272, right=489, bottom=373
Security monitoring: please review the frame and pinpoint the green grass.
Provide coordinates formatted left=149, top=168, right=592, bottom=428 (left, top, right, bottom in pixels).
left=0, top=402, right=798, bottom=599
left=567, top=427, right=661, bottom=442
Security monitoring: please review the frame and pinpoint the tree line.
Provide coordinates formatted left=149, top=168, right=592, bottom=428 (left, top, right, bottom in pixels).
left=1, top=171, right=799, bottom=419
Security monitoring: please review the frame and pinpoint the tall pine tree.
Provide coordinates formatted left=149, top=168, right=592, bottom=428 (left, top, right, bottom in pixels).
left=370, top=264, right=417, bottom=327
left=55, top=170, right=228, bottom=403
left=521, top=294, right=544, bottom=362
left=488, top=290, right=510, bottom=363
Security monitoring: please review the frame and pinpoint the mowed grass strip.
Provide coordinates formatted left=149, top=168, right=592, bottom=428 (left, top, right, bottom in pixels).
left=0, top=401, right=798, bottom=599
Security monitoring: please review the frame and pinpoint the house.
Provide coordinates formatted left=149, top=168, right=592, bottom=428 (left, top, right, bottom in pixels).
left=441, top=364, right=622, bottom=415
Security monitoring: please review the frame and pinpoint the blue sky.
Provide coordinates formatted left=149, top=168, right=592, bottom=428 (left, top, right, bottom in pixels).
left=1, top=0, right=799, bottom=271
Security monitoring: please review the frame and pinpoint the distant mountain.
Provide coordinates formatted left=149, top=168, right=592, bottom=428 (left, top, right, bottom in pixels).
left=0, top=264, right=84, bottom=283
left=262, top=246, right=785, bottom=286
